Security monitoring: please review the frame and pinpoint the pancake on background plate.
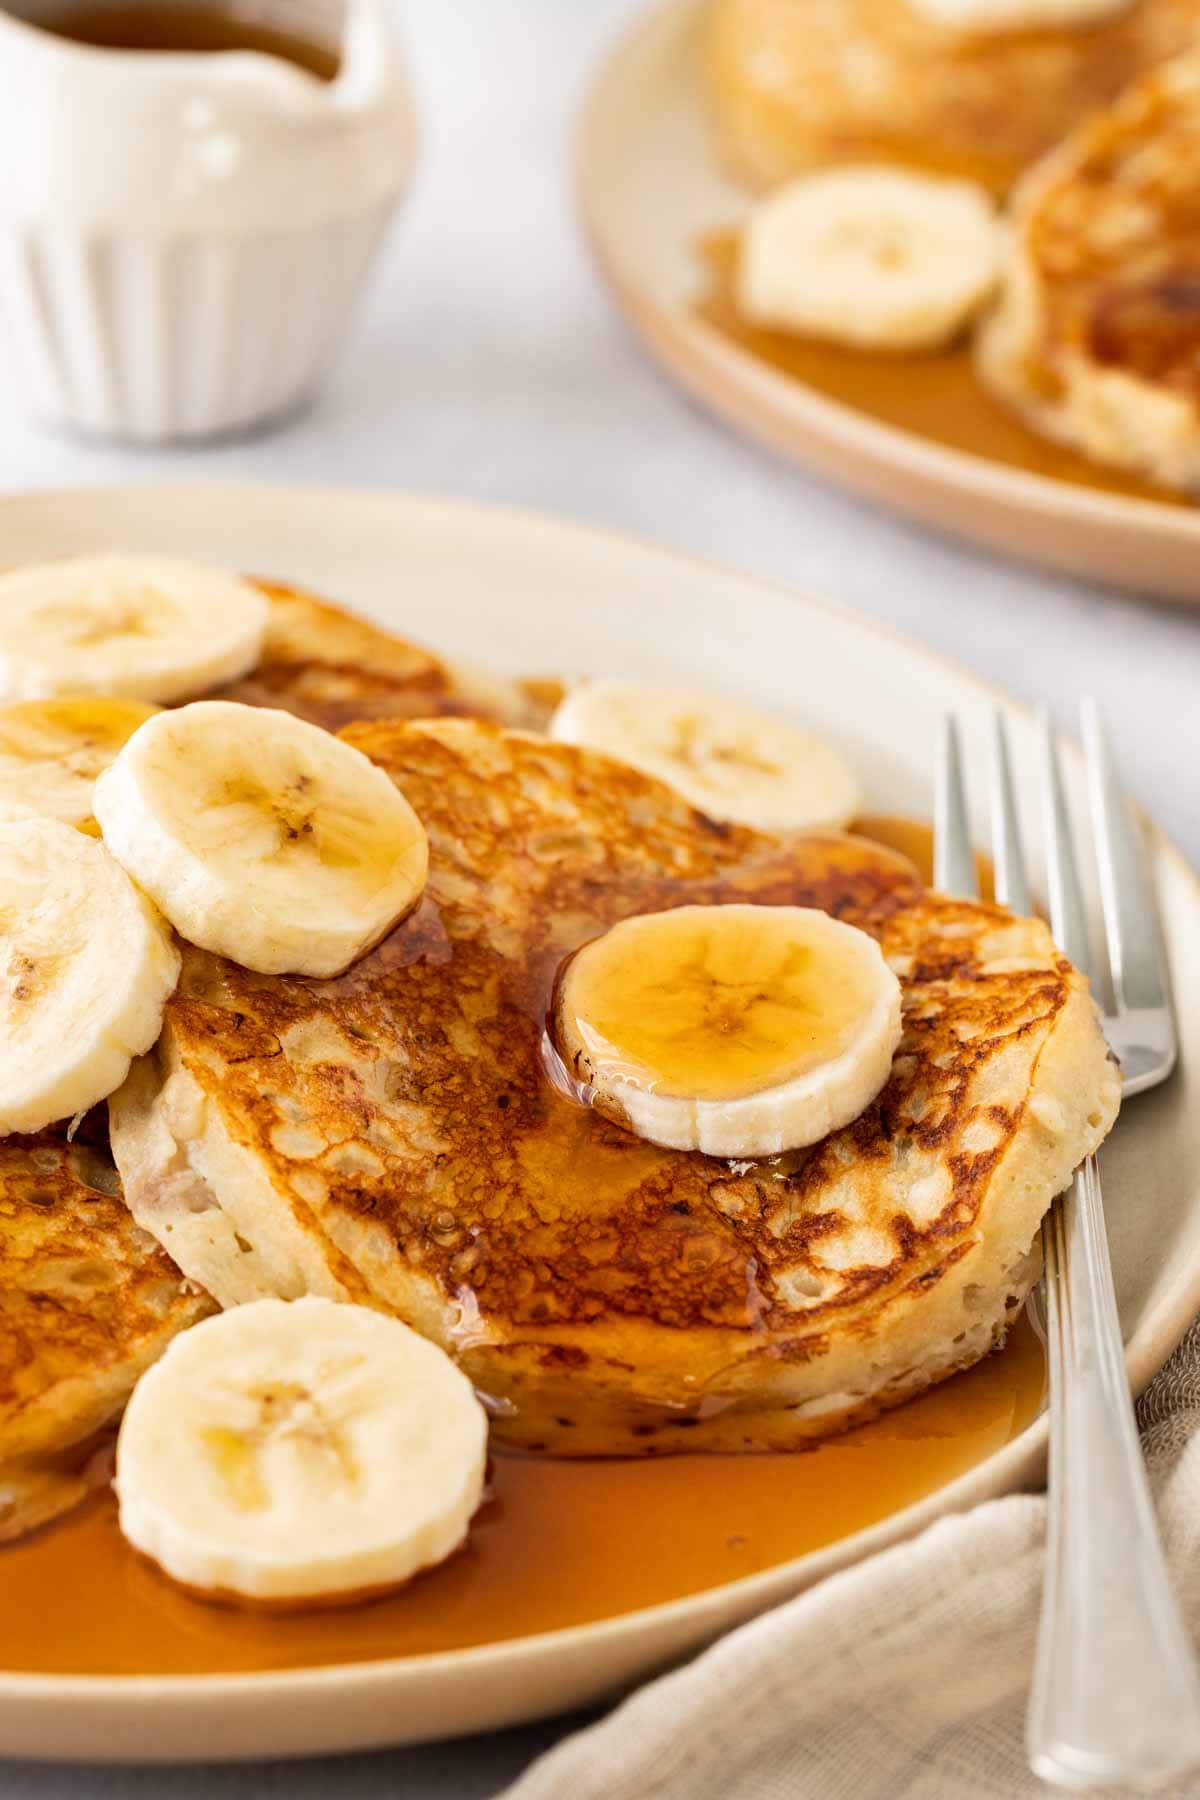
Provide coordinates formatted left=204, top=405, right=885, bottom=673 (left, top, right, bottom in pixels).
left=706, top=0, right=1200, bottom=196
left=979, top=50, right=1200, bottom=492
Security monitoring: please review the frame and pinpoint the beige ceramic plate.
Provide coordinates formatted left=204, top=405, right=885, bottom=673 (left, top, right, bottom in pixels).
left=0, top=485, right=1197, bottom=1763
left=578, top=0, right=1200, bottom=607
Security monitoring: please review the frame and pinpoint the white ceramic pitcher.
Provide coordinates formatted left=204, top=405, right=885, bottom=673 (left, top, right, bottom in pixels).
left=0, top=0, right=416, bottom=440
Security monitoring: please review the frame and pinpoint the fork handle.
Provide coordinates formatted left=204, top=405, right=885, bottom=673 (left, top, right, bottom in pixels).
left=1028, top=1157, right=1200, bottom=1790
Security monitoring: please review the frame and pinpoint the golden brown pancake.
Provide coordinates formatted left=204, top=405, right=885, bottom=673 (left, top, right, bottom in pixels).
left=110, top=721, right=1119, bottom=1455
left=706, top=0, right=1200, bottom=195
left=0, top=1128, right=212, bottom=1538
left=219, top=580, right=554, bottom=734
left=978, top=50, right=1200, bottom=490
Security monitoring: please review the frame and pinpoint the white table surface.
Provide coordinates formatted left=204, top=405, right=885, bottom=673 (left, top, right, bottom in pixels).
left=1, top=1, right=1196, bottom=1793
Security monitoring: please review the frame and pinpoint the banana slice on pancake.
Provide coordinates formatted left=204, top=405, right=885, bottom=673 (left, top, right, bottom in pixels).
left=116, top=1298, right=488, bottom=1606
left=0, top=697, right=159, bottom=833
left=549, top=681, right=859, bottom=831
left=94, top=701, right=429, bottom=978
left=554, top=904, right=902, bottom=1157
left=0, top=555, right=268, bottom=704
left=738, top=168, right=1001, bottom=352
left=0, top=818, right=180, bottom=1135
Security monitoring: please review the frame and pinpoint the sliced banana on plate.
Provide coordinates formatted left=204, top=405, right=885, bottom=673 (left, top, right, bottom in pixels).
left=116, top=1298, right=488, bottom=1606
left=94, top=700, right=429, bottom=978
left=550, top=680, right=859, bottom=832
left=0, top=555, right=268, bottom=704
left=738, top=167, right=1002, bottom=352
left=0, top=818, right=180, bottom=1135
left=0, top=696, right=159, bottom=832
left=554, top=904, right=902, bottom=1158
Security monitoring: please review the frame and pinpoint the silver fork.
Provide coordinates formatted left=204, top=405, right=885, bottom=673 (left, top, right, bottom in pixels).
left=936, top=705, right=1200, bottom=1792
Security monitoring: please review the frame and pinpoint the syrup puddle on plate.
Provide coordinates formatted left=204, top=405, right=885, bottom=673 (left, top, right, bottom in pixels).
left=694, top=233, right=1188, bottom=509
left=0, top=816, right=1044, bottom=1676
left=0, top=1313, right=1042, bottom=1677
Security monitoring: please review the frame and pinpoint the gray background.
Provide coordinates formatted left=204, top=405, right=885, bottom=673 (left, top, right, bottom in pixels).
left=1, top=1, right=1196, bottom=1793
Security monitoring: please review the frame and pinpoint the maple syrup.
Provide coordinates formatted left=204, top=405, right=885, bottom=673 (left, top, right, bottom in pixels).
left=852, top=813, right=994, bottom=899
left=0, top=815, right=1042, bottom=1676
left=37, top=2, right=339, bottom=80
left=0, top=1310, right=1042, bottom=1677
left=695, top=234, right=1187, bottom=508
left=557, top=904, right=880, bottom=1101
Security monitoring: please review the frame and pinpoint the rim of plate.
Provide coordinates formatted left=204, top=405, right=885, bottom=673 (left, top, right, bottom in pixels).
left=0, top=481, right=1195, bottom=1707
left=575, top=0, right=1200, bottom=599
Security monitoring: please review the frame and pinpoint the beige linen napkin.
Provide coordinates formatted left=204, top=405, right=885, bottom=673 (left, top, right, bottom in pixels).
left=506, top=1322, right=1200, bottom=1800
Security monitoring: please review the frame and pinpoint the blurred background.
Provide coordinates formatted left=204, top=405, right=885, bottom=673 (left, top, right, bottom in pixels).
left=0, top=0, right=1194, bottom=839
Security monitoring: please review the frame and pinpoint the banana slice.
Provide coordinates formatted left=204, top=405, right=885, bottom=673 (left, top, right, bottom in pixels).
left=0, top=818, right=180, bottom=1135
left=912, top=0, right=1128, bottom=30
left=738, top=167, right=1001, bottom=352
left=553, top=904, right=902, bottom=1157
left=0, top=697, right=159, bottom=833
left=550, top=680, right=859, bottom=831
left=94, top=701, right=429, bottom=978
left=0, top=556, right=268, bottom=704
left=116, top=1297, right=488, bottom=1606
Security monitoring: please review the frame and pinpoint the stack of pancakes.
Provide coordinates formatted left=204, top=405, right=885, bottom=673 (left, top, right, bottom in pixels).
left=0, top=583, right=545, bottom=1536
left=2, top=584, right=1120, bottom=1536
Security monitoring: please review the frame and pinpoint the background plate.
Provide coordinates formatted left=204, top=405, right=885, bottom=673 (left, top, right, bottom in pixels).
left=577, top=0, right=1200, bottom=608
left=0, top=483, right=1197, bottom=1762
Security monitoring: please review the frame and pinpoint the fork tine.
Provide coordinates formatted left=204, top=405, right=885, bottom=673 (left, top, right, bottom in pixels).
left=1037, top=709, right=1096, bottom=983
left=1081, top=699, right=1167, bottom=1013
left=934, top=715, right=978, bottom=899
left=990, top=711, right=1031, bottom=915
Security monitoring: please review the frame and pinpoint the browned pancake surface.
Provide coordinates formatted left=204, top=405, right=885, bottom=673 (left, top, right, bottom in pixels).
left=115, top=722, right=1118, bottom=1452
left=1018, top=54, right=1200, bottom=390
left=218, top=581, right=553, bottom=734
left=707, top=0, right=1200, bottom=194
left=0, top=1128, right=212, bottom=1536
